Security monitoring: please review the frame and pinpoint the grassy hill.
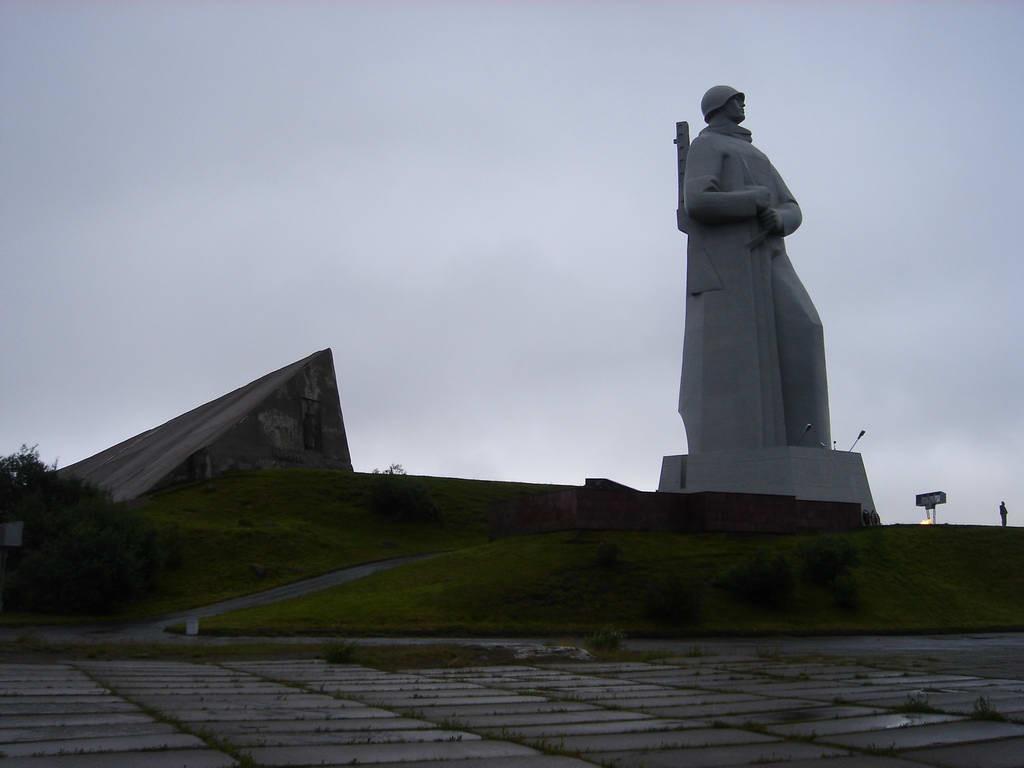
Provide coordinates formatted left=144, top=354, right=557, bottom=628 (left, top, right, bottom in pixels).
left=198, top=524, right=1024, bottom=636
left=6, top=467, right=1023, bottom=636
left=131, top=469, right=561, bottom=616
left=0, top=468, right=558, bottom=622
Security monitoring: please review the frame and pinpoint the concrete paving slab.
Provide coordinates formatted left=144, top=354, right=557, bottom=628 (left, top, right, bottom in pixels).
left=711, top=704, right=883, bottom=726
left=825, top=719, right=1024, bottom=750
left=366, top=694, right=549, bottom=707
left=899, top=691, right=1024, bottom=714
left=592, top=740, right=847, bottom=766
left=767, top=711, right=962, bottom=737
left=753, top=684, right=914, bottom=702
left=0, top=714, right=155, bottom=728
left=106, top=685, right=289, bottom=694
left=0, top=750, right=236, bottom=768
left=660, top=659, right=754, bottom=667
left=0, top=702, right=139, bottom=715
left=0, top=687, right=107, bottom=696
left=359, top=689, right=529, bottom=701
left=538, top=663, right=657, bottom=673
left=403, top=701, right=595, bottom=718
left=161, top=708, right=390, bottom=722
left=596, top=693, right=762, bottom=708
left=518, top=681, right=663, bottom=692
left=0, top=721, right=176, bottom=744
left=136, top=694, right=365, bottom=708
left=454, top=710, right=649, bottom=728
left=538, top=726, right=777, bottom=752
left=226, top=728, right=481, bottom=747
left=755, top=758, right=927, bottom=768
left=324, top=683, right=488, bottom=693
left=422, top=666, right=561, bottom=675
left=482, top=718, right=685, bottom=738
left=365, top=757, right=593, bottom=768
left=0, top=695, right=115, bottom=705
left=644, top=697, right=819, bottom=718
left=210, top=716, right=431, bottom=734
left=243, top=739, right=539, bottom=765
left=535, top=688, right=675, bottom=700
left=902, top=735, right=1024, bottom=767
left=0, top=732, right=206, bottom=757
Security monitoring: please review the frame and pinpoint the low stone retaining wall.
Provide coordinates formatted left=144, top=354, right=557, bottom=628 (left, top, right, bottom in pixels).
left=490, top=479, right=863, bottom=538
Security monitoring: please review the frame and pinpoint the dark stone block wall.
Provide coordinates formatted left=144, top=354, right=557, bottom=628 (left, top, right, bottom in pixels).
left=490, top=480, right=863, bottom=537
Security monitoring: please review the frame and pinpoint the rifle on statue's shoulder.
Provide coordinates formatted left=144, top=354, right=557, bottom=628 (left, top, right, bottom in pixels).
left=675, top=120, right=690, bottom=234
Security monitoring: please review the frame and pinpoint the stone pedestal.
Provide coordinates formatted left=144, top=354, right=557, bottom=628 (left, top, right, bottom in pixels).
left=659, top=447, right=875, bottom=514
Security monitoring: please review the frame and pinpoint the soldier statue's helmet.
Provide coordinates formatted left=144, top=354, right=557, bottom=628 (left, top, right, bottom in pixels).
left=701, top=85, right=744, bottom=121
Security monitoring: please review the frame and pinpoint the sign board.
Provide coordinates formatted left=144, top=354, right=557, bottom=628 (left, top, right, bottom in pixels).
left=916, top=491, right=947, bottom=509
left=0, top=522, right=23, bottom=548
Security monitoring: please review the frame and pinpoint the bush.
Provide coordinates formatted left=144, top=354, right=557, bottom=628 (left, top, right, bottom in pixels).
left=645, top=577, right=703, bottom=625
left=719, top=550, right=794, bottom=609
left=369, top=474, right=440, bottom=523
left=594, top=542, right=620, bottom=568
left=585, top=626, right=624, bottom=652
left=372, top=463, right=406, bottom=475
left=324, top=641, right=359, bottom=664
left=893, top=693, right=940, bottom=714
left=833, top=572, right=860, bottom=611
left=1, top=446, right=169, bottom=614
left=797, top=536, right=860, bottom=586
left=971, top=696, right=1005, bottom=721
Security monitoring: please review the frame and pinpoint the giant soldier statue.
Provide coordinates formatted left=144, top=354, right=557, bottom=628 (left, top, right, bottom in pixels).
left=660, top=86, right=875, bottom=519
left=680, top=86, right=829, bottom=451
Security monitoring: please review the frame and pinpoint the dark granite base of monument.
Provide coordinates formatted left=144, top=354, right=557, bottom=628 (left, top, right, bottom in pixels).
left=490, top=478, right=863, bottom=539
left=659, top=447, right=875, bottom=516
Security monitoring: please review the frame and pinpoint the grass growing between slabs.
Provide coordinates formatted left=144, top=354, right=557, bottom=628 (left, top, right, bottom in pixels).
left=0, top=468, right=558, bottom=623
left=200, top=525, right=1024, bottom=636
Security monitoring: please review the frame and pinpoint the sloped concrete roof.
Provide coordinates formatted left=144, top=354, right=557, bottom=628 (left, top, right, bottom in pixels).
left=61, top=349, right=333, bottom=501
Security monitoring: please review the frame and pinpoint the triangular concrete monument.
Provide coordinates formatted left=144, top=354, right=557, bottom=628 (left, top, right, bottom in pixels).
left=62, top=349, right=352, bottom=501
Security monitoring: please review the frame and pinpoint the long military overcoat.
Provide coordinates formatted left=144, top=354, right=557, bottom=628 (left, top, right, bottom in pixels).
left=679, top=124, right=831, bottom=453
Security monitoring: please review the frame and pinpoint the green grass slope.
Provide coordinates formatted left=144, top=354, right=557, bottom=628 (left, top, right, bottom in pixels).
left=132, top=469, right=560, bottom=616
left=201, top=525, right=1024, bottom=636
left=1, top=469, right=558, bottom=623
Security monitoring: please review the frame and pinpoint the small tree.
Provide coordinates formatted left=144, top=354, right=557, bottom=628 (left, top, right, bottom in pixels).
left=1, top=446, right=169, bottom=614
left=645, top=576, right=704, bottom=625
left=719, top=550, right=794, bottom=609
left=372, top=464, right=406, bottom=475
left=797, top=536, right=860, bottom=586
left=369, top=472, right=440, bottom=523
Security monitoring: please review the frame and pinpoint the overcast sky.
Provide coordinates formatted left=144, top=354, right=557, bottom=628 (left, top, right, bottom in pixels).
left=2, top=1, right=1021, bottom=526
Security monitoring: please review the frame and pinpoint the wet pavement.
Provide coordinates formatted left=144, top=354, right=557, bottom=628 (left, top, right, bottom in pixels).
left=3, top=650, right=1024, bottom=766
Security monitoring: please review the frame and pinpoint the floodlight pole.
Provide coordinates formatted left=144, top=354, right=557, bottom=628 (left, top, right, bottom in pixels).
left=848, top=429, right=866, bottom=452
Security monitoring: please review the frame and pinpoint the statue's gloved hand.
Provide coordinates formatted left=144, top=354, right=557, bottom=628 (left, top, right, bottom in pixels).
left=758, top=207, right=784, bottom=234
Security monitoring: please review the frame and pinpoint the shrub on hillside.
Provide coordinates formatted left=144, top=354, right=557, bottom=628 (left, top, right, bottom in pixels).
left=594, top=541, right=620, bottom=568
left=324, top=641, right=359, bottom=664
left=719, top=550, right=794, bottom=609
left=585, top=626, right=624, bottom=652
left=644, top=576, right=704, bottom=625
left=797, top=536, right=860, bottom=586
left=1, top=445, right=169, bottom=614
left=369, top=473, right=440, bottom=523
left=832, top=572, right=861, bottom=611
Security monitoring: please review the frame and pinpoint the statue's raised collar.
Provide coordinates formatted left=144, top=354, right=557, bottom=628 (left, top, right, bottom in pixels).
left=701, top=122, right=753, bottom=143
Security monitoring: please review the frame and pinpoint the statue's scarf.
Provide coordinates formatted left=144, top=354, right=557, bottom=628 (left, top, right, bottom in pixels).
left=701, top=122, right=752, bottom=143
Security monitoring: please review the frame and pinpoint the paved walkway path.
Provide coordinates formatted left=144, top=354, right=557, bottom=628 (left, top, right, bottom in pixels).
left=4, top=652, right=1024, bottom=766
left=0, top=554, right=436, bottom=644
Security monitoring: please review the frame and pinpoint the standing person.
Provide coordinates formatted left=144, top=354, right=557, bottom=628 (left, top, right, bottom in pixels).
left=1000, top=501, right=1008, bottom=527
